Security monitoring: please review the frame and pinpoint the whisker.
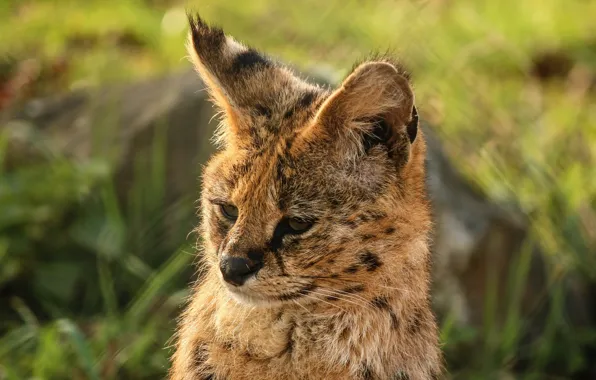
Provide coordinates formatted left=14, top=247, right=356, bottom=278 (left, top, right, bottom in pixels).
left=292, top=299, right=312, bottom=315
left=311, top=290, right=367, bottom=309
left=312, top=288, right=370, bottom=308
left=300, top=292, right=346, bottom=312
left=295, top=274, right=363, bottom=283
left=329, top=287, right=371, bottom=305
left=282, top=277, right=371, bottom=307
left=378, top=284, right=409, bottom=293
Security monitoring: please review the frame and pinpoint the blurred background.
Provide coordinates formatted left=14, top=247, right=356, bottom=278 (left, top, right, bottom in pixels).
left=1, top=0, right=595, bottom=379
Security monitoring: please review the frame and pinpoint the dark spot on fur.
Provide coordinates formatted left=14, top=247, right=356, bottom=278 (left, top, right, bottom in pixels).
left=278, top=320, right=296, bottom=357
left=408, top=308, right=423, bottom=334
left=357, top=213, right=371, bottom=223
left=298, top=91, right=317, bottom=108
left=254, top=104, right=272, bottom=118
left=368, top=210, right=388, bottom=221
left=273, top=252, right=287, bottom=275
left=325, top=294, right=340, bottom=301
left=276, top=154, right=298, bottom=211
left=329, top=247, right=344, bottom=254
left=361, top=233, right=375, bottom=241
left=284, top=136, right=295, bottom=154
left=371, top=296, right=390, bottom=310
left=327, top=258, right=335, bottom=264
left=327, top=320, right=337, bottom=331
left=359, top=251, right=382, bottom=271
left=339, top=326, right=350, bottom=340
left=392, top=372, right=411, bottom=380
left=384, top=227, right=396, bottom=234
left=344, top=264, right=359, bottom=274
left=231, top=49, right=272, bottom=73
left=343, top=284, right=365, bottom=293
left=389, top=311, right=399, bottom=329
left=371, top=297, right=399, bottom=330
left=283, top=339, right=293, bottom=355
left=330, top=273, right=339, bottom=279
left=222, top=340, right=233, bottom=350
left=242, top=348, right=255, bottom=360
left=329, top=198, right=342, bottom=208
left=194, top=343, right=208, bottom=361
left=278, top=283, right=316, bottom=301
left=309, top=242, right=324, bottom=251
left=282, top=91, right=318, bottom=119
left=227, top=158, right=255, bottom=186
left=283, top=238, right=300, bottom=251
left=359, top=364, right=374, bottom=380
left=283, top=108, right=295, bottom=120
left=248, top=127, right=265, bottom=149
left=343, top=219, right=358, bottom=229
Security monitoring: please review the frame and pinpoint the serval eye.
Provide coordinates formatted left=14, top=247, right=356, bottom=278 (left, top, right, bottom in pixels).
left=288, top=218, right=312, bottom=233
left=219, top=204, right=238, bottom=220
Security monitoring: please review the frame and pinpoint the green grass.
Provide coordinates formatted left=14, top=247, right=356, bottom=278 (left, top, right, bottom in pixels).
left=1, top=0, right=595, bottom=378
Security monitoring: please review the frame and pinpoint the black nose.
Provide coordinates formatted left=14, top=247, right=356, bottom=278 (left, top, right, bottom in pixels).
left=219, top=255, right=262, bottom=286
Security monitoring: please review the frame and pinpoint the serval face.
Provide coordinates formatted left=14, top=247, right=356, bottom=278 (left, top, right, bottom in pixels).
left=188, top=15, right=428, bottom=308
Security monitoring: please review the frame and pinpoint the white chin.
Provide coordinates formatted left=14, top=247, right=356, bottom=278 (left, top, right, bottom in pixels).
left=225, top=287, right=283, bottom=308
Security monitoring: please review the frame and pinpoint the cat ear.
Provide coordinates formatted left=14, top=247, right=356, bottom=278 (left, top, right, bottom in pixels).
left=186, top=13, right=313, bottom=146
left=311, top=61, right=418, bottom=165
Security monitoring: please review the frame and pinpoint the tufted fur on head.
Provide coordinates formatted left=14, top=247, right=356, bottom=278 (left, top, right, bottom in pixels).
left=171, top=13, right=443, bottom=380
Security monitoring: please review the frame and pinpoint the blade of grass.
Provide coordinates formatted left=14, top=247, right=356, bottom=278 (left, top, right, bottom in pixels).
left=500, top=238, right=534, bottom=362
left=98, top=258, right=118, bottom=318
left=125, top=245, right=193, bottom=325
left=56, top=319, right=100, bottom=380
left=481, top=255, right=500, bottom=376
left=0, top=325, right=37, bottom=359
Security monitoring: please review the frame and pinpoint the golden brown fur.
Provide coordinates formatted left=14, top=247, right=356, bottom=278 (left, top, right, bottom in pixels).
left=170, top=13, right=443, bottom=380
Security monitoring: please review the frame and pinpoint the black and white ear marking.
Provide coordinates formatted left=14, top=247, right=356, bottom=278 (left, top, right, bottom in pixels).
left=406, top=105, right=418, bottom=144
left=186, top=12, right=321, bottom=147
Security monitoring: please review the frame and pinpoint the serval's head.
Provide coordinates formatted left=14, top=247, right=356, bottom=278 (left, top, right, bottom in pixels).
left=188, top=14, right=430, bottom=307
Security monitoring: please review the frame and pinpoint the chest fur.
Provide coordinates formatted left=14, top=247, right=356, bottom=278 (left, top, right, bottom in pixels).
left=172, top=272, right=441, bottom=380
left=197, top=297, right=413, bottom=379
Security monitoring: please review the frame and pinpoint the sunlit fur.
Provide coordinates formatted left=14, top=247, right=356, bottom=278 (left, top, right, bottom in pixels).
left=170, top=13, right=443, bottom=380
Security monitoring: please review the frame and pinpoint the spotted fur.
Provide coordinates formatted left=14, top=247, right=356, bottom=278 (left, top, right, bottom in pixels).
left=170, top=13, right=443, bottom=380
